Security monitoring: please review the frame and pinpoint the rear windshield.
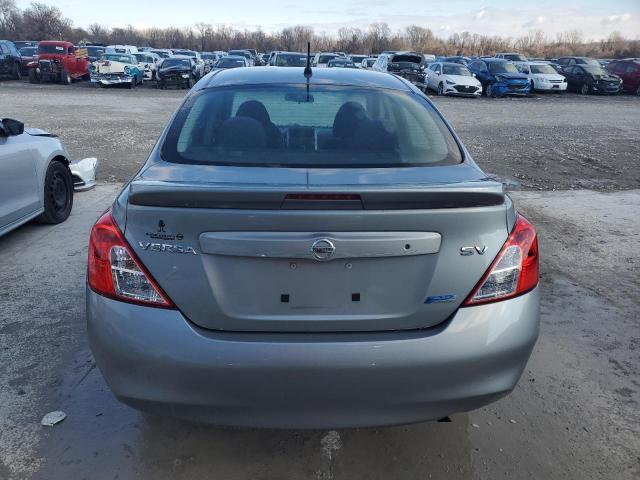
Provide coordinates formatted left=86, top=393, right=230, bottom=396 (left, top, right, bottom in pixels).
left=318, top=54, right=338, bottom=64
left=217, top=58, right=245, bottom=68
left=162, top=85, right=462, bottom=168
left=275, top=54, right=306, bottom=67
left=162, top=58, right=190, bottom=68
left=504, top=54, right=527, bottom=62
left=38, top=44, right=67, bottom=54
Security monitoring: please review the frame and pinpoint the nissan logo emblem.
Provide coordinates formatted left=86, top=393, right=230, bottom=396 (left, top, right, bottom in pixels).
left=310, top=239, right=336, bottom=261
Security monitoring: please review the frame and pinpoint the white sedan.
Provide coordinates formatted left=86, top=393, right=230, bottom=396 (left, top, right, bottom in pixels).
left=0, top=118, right=97, bottom=237
left=426, top=62, right=482, bottom=97
left=515, top=62, right=567, bottom=92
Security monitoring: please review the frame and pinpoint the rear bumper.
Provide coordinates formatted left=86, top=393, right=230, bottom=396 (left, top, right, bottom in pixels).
left=87, top=287, right=539, bottom=428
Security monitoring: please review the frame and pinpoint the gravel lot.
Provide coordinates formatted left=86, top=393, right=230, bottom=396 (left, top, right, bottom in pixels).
left=1, top=78, right=638, bottom=190
left=0, top=79, right=638, bottom=480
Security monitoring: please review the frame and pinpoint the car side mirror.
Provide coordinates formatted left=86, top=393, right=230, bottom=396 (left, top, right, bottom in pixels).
left=0, top=118, right=24, bottom=136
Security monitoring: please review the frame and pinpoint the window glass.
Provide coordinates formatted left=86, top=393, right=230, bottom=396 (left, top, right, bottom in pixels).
left=162, top=85, right=462, bottom=168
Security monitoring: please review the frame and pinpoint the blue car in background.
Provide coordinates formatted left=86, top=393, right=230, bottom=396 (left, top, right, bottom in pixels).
left=468, top=58, right=530, bottom=97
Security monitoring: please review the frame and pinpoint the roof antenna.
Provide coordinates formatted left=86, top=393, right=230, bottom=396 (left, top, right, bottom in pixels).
left=304, top=41, right=312, bottom=102
left=304, top=41, right=312, bottom=78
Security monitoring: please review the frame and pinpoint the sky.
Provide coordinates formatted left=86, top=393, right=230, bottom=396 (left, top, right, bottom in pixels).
left=15, top=0, right=640, bottom=39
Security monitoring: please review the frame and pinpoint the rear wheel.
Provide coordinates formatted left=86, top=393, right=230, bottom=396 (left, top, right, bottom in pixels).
left=37, top=161, right=74, bottom=224
left=580, top=82, right=590, bottom=95
left=437, top=82, right=444, bottom=96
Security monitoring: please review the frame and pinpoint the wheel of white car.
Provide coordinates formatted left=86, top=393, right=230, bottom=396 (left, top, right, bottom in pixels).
left=37, top=161, right=74, bottom=224
left=437, top=82, right=444, bottom=96
left=530, top=80, right=535, bottom=92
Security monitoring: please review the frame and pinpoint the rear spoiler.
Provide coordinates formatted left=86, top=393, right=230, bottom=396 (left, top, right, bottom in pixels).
left=128, top=181, right=505, bottom=210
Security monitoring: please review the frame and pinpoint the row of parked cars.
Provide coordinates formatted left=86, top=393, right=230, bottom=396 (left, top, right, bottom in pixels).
left=2, top=40, right=639, bottom=96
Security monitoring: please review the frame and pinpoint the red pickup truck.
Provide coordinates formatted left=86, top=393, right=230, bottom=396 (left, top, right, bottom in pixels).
left=28, top=41, right=90, bottom=84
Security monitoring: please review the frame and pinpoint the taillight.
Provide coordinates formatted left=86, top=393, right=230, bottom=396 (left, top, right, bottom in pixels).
left=88, top=210, right=175, bottom=308
left=463, top=214, right=538, bottom=306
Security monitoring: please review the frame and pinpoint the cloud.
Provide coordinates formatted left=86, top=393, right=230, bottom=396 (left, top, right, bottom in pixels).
left=522, top=15, right=546, bottom=28
left=601, top=13, right=631, bottom=26
left=473, top=9, right=486, bottom=20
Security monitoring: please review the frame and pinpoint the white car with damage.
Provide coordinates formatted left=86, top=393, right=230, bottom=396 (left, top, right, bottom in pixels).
left=426, top=62, right=482, bottom=97
left=515, top=61, right=568, bottom=92
left=0, top=117, right=97, bottom=237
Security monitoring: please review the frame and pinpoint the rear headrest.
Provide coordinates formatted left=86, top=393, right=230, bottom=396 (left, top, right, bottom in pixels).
left=333, top=102, right=367, bottom=139
left=218, top=116, right=266, bottom=149
left=236, top=100, right=272, bottom=129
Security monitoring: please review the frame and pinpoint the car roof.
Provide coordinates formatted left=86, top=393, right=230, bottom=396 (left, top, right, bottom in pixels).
left=482, top=58, right=509, bottom=63
left=200, top=66, right=410, bottom=91
left=39, top=40, right=73, bottom=47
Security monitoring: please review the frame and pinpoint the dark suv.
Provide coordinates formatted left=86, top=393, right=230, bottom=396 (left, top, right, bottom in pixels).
left=0, top=40, right=22, bottom=80
left=606, top=59, right=640, bottom=95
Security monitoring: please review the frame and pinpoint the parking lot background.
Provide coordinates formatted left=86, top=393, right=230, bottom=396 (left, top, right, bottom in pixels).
left=0, top=81, right=638, bottom=480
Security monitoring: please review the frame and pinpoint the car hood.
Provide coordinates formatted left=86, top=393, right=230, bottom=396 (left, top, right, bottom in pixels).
left=592, top=73, right=620, bottom=81
left=531, top=73, right=565, bottom=81
left=493, top=72, right=527, bottom=80
left=444, top=75, right=481, bottom=86
left=25, top=127, right=57, bottom=138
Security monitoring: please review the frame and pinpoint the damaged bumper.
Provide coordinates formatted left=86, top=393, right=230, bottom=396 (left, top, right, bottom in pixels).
left=90, top=73, right=134, bottom=85
left=70, top=157, right=98, bottom=191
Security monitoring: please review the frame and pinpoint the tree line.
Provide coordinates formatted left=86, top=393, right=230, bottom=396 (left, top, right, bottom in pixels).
left=1, top=1, right=638, bottom=58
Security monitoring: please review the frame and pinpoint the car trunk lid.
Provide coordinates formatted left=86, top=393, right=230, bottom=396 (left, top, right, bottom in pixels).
left=123, top=162, right=509, bottom=332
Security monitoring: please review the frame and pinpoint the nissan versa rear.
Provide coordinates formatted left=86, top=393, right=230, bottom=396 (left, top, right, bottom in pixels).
left=87, top=67, right=539, bottom=428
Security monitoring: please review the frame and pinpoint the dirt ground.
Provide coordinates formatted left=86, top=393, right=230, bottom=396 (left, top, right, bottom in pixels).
left=0, top=80, right=638, bottom=480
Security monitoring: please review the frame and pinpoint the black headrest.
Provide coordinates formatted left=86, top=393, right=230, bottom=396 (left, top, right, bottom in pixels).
left=333, top=102, right=367, bottom=139
left=218, top=116, right=266, bottom=149
left=236, top=100, right=272, bottom=129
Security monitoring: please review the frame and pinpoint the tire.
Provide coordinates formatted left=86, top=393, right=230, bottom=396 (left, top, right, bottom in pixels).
left=151, top=71, right=156, bottom=81
left=635, top=85, right=640, bottom=96
left=486, top=83, right=494, bottom=97
left=37, top=161, right=74, bottom=224
left=580, top=82, right=590, bottom=95
left=530, top=80, right=535, bottom=92
left=188, top=77, right=194, bottom=89
left=128, top=79, right=136, bottom=89
left=60, top=69, right=71, bottom=85
left=12, top=62, right=22, bottom=80
left=157, top=81, right=164, bottom=89
left=28, top=68, right=39, bottom=84
left=437, top=82, right=444, bottom=96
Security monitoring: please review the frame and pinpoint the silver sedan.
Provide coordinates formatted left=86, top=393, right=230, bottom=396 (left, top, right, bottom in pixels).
left=87, top=68, right=539, bottom=428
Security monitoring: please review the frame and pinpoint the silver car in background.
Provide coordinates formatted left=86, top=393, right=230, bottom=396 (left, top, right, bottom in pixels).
left=87, top=67, right=540, bottom=428
left=0, top=117, right=96, bottom=237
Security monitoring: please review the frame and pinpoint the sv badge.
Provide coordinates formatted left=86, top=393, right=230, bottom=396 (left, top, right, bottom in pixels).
left=460, top=245, right=488, bottom=256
